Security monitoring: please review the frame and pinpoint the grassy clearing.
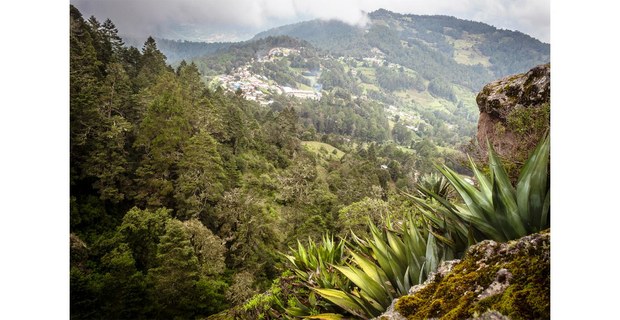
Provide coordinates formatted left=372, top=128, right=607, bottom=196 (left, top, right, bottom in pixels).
left=356, top=67, right=377, bottom=81
left=452, top=34, right=491, bottom=67
left=396, top=145, right=415, bottom=154
left=296, top=82, right=313, bottom=90
left=395, top=89, right=445, bottom=111
left=301, top=141, right=346, bottom=160
left=360, top=82, right=380, bottom=93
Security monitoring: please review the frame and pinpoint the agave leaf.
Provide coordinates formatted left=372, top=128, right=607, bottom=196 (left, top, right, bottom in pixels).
left=369, top=244, right=398, bottom=289
left=418, top=260, right=427, bottom=284
left=425, top=232, right=439, bottom=276
left=428, top=228, right=455, bottom=247
left=540, top=188, right=550, bottom=229
left=386, top=254, right=407, bottom=294
left=313, top=288, right=371, bottom=319
left=350, top=251, right=386, bottom=285
left=393, top=271, right=407, bottom=294
left=298, top=240, right=308, bottom=265
left=437, top=165, right=494, bottom=225
left=386, top=231, right=407, bottom=267
left=487, top=143, right=524, bottom=240
left=468, top=155, right=492, bottom=196
left=334, top=265, right=390, bottom=308
left=517, top=134, right=550, bottom=232
left=303, top=313, right=344, bottom=320
left=452, top=203, right=504, bottom=240
left=491, top=178, right=519, bottom=241
left=403, top=222, right=426, bottom=265
left=369, top=224, right=388, bottom=250
left=403, top=266, right=412, bottom=292
left=286, top=307, right=308, bottom=317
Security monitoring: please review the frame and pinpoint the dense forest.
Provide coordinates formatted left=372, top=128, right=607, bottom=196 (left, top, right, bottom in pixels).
left=70, top=4, right=550, bottom=319
left=70, top=6, right=443, bottom=318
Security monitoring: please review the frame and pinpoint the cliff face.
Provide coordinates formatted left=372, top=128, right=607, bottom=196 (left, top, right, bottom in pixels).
left=379, top=230, right=550, bottom=320
left=475, top=64, right=550, bottom=173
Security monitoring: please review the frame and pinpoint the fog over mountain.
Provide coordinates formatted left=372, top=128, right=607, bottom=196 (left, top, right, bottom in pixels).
left=70, top=0, right=550, bottom=43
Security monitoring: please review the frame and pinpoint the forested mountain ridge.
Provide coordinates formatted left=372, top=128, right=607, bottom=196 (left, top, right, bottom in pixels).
left=122, top=36, right=234, bottom=64
left=254, top=9, right=549, bottom=90
left=177, top=9, right=548, bottom=158
left=187, top=34, right=482, bottom=155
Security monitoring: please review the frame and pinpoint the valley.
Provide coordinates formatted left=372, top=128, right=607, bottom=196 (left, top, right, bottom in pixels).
left=69, top=5, right=550, bottom=320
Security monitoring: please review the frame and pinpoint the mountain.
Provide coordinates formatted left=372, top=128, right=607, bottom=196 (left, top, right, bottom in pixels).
left=177, top=9, right=548, bottom=152
left=254, top=9, right=550, bottom=90
left=122, top=36, right=233, bottom=63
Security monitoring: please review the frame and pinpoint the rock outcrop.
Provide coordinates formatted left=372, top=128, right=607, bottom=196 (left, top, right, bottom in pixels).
left=378, top=230, right=550, bottom=320
left=475, top=64, right=550, bottom=176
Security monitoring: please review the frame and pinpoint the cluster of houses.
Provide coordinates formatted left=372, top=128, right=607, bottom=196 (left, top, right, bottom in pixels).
left=215, top=47, right=322, bottom=104
left=257, top=47, right=301, bottom=62
left=216, top=66, right=279, bottom=105
left=386, top=104, right=423, bottom=132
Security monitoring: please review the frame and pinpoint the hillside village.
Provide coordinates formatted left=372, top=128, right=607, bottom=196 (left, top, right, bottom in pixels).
left=210, top=46, right=432, bottom=137
left=212, top=47, right=321, bottom=105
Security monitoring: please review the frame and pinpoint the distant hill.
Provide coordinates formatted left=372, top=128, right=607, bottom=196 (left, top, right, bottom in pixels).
left=122, top=36, right=233, bottom=64
left=178, top=9, right=549, bottom=152
left=253, top=9, right=550, bottom=91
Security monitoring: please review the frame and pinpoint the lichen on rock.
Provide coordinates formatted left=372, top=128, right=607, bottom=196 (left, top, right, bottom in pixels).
left=388, top=230, right=550, bottom=320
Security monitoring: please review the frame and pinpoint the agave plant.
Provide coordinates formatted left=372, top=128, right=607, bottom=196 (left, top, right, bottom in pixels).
left=416, top=172, right=453, bottom=200
left=282, top=235, right=351, bottom=317
left=413, top=134, right=550, bottom=243
left=283, top=234, right=348, bottom=289
left=314, top=215, right=448, bottom=319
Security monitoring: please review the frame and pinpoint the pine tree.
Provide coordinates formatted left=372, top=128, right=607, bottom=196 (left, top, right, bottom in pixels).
left=175, top=130, right=226, bottom=219
left=135, top=36, right=169, bottom=89
left=117, top=207, right=171, bottom=271
left=182, top=219, right=226, bottom=276
left=134, top=73, right=191, bottom=208
left=101, top=18, right=124, bottom=58
left=148, top=219, right=200, bottom=318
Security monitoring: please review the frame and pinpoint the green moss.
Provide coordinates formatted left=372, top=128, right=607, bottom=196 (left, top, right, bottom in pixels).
left=506, top=103, right=550, bottom=137
left=395, top=231, right=550, bottom=320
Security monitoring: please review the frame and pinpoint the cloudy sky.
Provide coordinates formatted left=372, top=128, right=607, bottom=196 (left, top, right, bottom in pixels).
left=71, top=0, right=550, bottom=43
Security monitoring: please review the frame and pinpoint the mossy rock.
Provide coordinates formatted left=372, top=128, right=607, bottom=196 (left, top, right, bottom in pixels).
left=394, top=230, right=550, bottom=320
left=474, top=64, right=550, bottom=181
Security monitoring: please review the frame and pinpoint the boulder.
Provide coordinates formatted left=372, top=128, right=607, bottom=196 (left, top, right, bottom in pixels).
left=475, top=64, right=550, bottom=177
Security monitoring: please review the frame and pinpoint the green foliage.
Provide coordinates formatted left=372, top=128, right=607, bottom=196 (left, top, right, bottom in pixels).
left=148, top=219, right=201, bottom=318
left=375, top=66, right=424, bottom=92
left=70, top=5, right=550, bottom=319
left=285, top=235, right=347, bottom=290
left=337, top=197, right=389, bottom=237
left=428, top=77, right=457, bottom=102
left=175, top=130, right=226, bottom=219
left=416, top=134, right=550, bottom=243
left=281, top=235, right=349, bottom=318
left=416, top=172, right=453, bottom=200
left=116, top=207, right=171, bottom=271
left=211, top=189, right=283, bottom=272
left=226, top=271, right=259, bottom=306
left=391, top=122, right=414, bottom=146
left=183, top=219, right=227, bottom=276
left=314, top=216, right=447, bottom=319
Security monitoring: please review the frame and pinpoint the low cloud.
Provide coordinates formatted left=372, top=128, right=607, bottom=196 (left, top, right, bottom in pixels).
left=71, top=0, right=549, bottom=43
